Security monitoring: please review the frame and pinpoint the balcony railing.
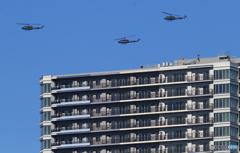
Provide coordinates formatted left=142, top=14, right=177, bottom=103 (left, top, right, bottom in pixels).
left=52, top=103, right=213, bottom=119
left=187, top=146, right=211, bottom=152
left=51, top=84, right=88, bottom=90
left=187, top=103, right=213, bottom=109
left=51, top=140, right=90, bottom=146
left=52, top=132, right=213, bottom=146
left=51, top=125, right=90, bottom=132
left=51, top=75, right=213, bottom=90
left=51, top=98, right=89, bottom=104
left=51, top=89, right=213, bottom=105
left=159, top=149, right=186, bottom=153
left=51, top=112, right=89, bottom=118
left=51, top=118, right=213, bottom=132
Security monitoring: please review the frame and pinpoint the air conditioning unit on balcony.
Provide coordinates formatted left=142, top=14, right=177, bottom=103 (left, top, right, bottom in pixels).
left=192, top=132, right=195, bottom=138
left=198, top=102, right=203, bottom=109
left=199, top=74, right=204, bottom=80
left=198, top=145, right=204, bottom=151
left=198, top=117, right=203, bottom=123
left=199, top=88, right=203, bottom=94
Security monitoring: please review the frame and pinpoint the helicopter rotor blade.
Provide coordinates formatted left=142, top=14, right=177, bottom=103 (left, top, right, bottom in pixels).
left=114, top=35, right=135, bottom=40
left=162, top=12, right=172, bottom=15
left=17, top=23, right=29, bottom=25
left=17, top=23, right=41, bottom=25
left=114, top=36, right=129, bottom=40
left=114, top=38, right=124, bottom=40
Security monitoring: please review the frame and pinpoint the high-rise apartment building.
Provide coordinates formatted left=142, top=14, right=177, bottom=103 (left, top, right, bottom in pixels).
left=40, top=53, right=240, bottom=153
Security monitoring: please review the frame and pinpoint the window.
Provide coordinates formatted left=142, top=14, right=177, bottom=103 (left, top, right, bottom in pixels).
left=167, top=75, right=174, bottom=82
left=214, top=84, right=237, bottom=95
left=41, top=126, right=51, bottom=136
left=214, top=141, right=229, bottom=151
left=167, top=88, right=186, bottom=96
left=41, top=112, right=51, bottom=122
left=167, top=145, right=186, bottom=152
left=214, top=98, right=238, bottom=109
left=96, top=122, right=101, bottom=127
left=214, top=127, right=238, bottom=137
left=119, top=78, right=126, bottom=86
left=96, top=80, right=101, bottom=85
left=214, top=112, right=238, bottom=123
left=139, top=77, right=143, bottom=84
left=230, top=84, right=238, bottom=95
left=230, top=70, right=238, bottom=80
left=41, top=84, right=51, bottom=94
left=96, top=94, right=101, bottom=99
left=111, top=79, right=117, bottom=87
left=96, top=108, right=100, bottom=113
left=41, top=98, right=51, bottom=108
left=214, top=70, right=238, bottom=80
left=96, top=136, right=101, bottom=141
left=41, top=139, right=51, bottom=150
left=168, top=102, right=186, bottom=111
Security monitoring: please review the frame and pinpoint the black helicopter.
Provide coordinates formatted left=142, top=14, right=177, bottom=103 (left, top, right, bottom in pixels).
left=115, top=35, right=140, bottom=44
left=162, top=12, right=187, bottom=21
left=17, top=23, right=44, bottom=30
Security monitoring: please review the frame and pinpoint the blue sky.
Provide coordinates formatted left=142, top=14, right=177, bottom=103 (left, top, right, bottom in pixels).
left=0, top=1, right=240, bottom=152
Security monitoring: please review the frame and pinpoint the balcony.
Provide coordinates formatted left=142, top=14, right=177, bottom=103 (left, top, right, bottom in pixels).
left=187, top=103, right=213, bottom=110
left=51, top=140, right=90, bottom=149
left=51, top=75, right=213, bottom=91
left=51, top=126, right=90, bottom=133
left=51, top=112, right=90, bottom=121
left=159, top=150, right=187, bottom=153
left=52, top=117, right=213, bottom=133
left=52, top=132, right=212, bottom=147
left=52, top=103, right=213, bottom=121
left=51, top=98, right=90, bottom=105
left=91, top=106, right=187, bottom=117
left=187, top=146, right=211, bottom=152
left=52, top=112, right=90, bottom=118
left=51, top=89, right=213, bottom=106
left=51, top=89, right=213, bottom=105
left=51, top=84, right=89, bottom=90
left=91, top=89, right=213, bottom=103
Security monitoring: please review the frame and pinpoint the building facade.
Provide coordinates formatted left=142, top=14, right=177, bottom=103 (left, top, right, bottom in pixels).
left=40, top=54, right=240, bottom=153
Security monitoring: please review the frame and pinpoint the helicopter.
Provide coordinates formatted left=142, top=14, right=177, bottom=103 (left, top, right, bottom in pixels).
left=17, top=23, right=44, bottom=30
left=114, top=35, right=140, bottom=44
left=162, top=12, right=187, bottom=21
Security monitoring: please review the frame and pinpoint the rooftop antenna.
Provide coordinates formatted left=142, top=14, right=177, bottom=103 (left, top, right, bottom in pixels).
left=197, top=53, right=200, bottom=62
